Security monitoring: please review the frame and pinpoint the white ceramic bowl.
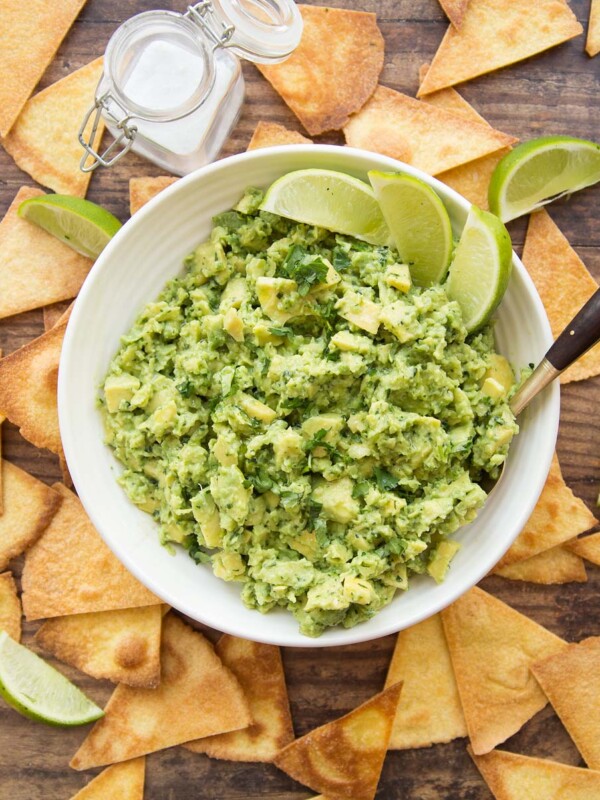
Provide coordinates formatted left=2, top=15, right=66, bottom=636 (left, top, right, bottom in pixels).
left=59, top=145, right=559, bottom=647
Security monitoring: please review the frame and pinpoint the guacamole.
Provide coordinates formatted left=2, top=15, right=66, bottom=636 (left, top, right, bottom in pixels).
left=101, top=187, right=518, bottom=637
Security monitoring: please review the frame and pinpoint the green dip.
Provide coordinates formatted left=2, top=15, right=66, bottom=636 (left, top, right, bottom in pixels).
left=100, top=187, right=518, bottom=637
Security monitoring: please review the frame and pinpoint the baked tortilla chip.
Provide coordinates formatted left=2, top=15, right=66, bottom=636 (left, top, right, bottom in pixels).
left=532, top=637, right=600, bottom=769
left=129, top=176, right=179, bottom=216
left=22, top=483, right=160, bottom=620
left=568, top=532, right=600, bottom=565
left=0, top=572, right=21, bottom=642
left=69, top=757, right=145, bottom=800
left=3, top=58, right=104, bottom=197
left=418, top=0, right=582, bottom=97
left=274, top=683, right=402, bottom=800
left=0, top=0, right=87, bottom=137
left=0, top=187, right=91, bottom=320
left=385, top=613, right=467, bottom=749
left=44, top=300, right=74, bottom=332
left=494, top=544, right=587, bottom=584
left=0, top=460, right=61, bottom=571
left=587, top=0, right=600, bottom=57
left=257, top=6, right=384, bottom=135
left=247, top=121, right=312, bottom=151
left=343, top=86, right=515, bottom=176
left=438, top=0, right=470, bottom=29
left=35, top=605, right=163, bottom=688
left=0, top=320, right=67, bottom=455
left=441, top=586, right=566, bottom=754
left=523, top=209, right=600, bottom=383
left=497, top=454, right=597, bottom=567
left=71, top=613, right=252, bottom=769
left=185, top=635, right=294, bottom=761
left=470, top=747, right=600, bottom=799
left=418, top=63, right=488, bottom=123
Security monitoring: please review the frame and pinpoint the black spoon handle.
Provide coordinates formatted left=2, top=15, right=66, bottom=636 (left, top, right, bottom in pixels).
left=545, top=287, right=600, bottom=372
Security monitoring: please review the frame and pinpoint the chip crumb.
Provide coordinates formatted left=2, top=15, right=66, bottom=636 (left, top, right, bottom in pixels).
left=247, top=121, right=312, bottom=151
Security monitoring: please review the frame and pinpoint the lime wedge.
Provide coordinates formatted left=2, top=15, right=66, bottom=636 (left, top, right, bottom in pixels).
left=18, top=194, right=122, bottom=259
left=488, top=136, right=600, bottom=222
left=260, top=169, right=391, bottom=245
left=447, top=206, right=512, bottom=333
left=368, top=170, right=453, bottom=287
left=0, top=630, right=104, bottom=726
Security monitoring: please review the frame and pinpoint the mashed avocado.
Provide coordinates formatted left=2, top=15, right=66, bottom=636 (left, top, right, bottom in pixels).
left=101, top=187, right=519, bottom=637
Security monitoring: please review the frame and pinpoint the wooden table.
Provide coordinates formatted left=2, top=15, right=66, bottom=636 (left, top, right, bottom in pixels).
left=1, top=1, right=599, bottom=798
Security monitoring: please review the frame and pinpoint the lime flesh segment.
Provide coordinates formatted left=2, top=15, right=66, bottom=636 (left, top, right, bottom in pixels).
left=447, top=206, right=512, bottom=333
left=260, top=169, right=391, bottom=246
left=368, top=170, right=453, bottom=287
left=0, top=630, right=104, bottom=726
left=18, top=194, right=122, bottom=259
left=488, top=136, right=600, bottom=222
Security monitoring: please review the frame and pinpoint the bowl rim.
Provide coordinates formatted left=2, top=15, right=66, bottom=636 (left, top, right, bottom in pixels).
left=58, top=143, right=560, bottom=647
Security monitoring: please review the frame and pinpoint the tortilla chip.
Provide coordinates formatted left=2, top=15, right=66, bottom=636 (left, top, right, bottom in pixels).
left=587, top=0, right=600, bottom=57
left=0, top=460, right=61, bottom=571
left=185, top=635, right=294, bottom=761
left=0, top=187, right=92, bottom=320
left=0, top=0, right=87, bottom=137
left=0, top=319, right=67, bottom=455
left=418, top=63, right=488, bottom=124
left=44, top=300, right=74, bottom=332
left=532, top=637, right=600, bottom=769
left=441, top=586, right=566, bottom=755
left=470, top=747, right=600, bottom=799
left=0, top=572, right=21, bottom=642
left=3, top=58, right=104, bottom=197
left=129, top=176, right=179, bottom=216
left=69, top=757, right=145, bottom=800
left=21, top=483, right=160, bottom=620
left=257, top=6, right=384, bottom=135
left=385, top=613, right=467, bottom=749
left=523, top=209, right=600, bottom=383
left=35, top=605, right=163, bottom=688
left=418, top=0, right=582, bottom=97
left=274, top=683, right=402, bottom=800
left=568, top=532, right=600, bottom=565
left=438, top=0, right=471, bottom=28
left=247, top=121, right=312, bottom=151
left=71, top=613, right=252, bottom=769
left=497, top=454, right=597, bottom=567
left=343, top=86, right=516, bottom=176
left=494, top=543, right=587, bottom=584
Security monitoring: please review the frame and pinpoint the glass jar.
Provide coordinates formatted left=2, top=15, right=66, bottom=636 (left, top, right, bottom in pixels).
left=79, top=0, right=303, bottom=175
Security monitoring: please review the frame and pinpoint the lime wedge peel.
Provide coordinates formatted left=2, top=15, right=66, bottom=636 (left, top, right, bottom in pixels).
left=447, top=206, right=513, bottom=333
left=260, top=168, right=391, bottom=246
left=18, top=194, right=122, bottom=259
left=488, top=135, right=600, bottom=223
left=0, top=630, right=104, bottom=727
left=368, top=170, right=453, bottom=287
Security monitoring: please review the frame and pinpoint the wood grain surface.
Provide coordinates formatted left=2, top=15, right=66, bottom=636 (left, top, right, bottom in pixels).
left=1, top=1, right=599, bottom=798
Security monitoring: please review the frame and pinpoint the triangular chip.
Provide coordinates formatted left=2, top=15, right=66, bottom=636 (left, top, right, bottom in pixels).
left=0, top=319, right=67, bottom=455
left=587, top=0, right=600, bottom=57
left=0, top=572, right=22, bottom=642
left=35, top=605, right=163, bottom=688
left=3, top=58, right=104, bottom=196
left=70, top=613, right=252, bottom=769
left=343, top=86, right=515, bottom=176
left=385, top=613, right=467, bottom=749
left=438, top=0, right=471, bottom=29
left=185, top=635, right=294, bottom=761
left=470, top=747, right=600, bottom=799
left=418, top=0, right=582, bottom=97
left=441, top=586, right=566, bottom=754
left=257, top=6, right=384, bottom=135
left=0, top=0, right=87, bottom=137
left=523, top=209, right=600, bottom=383
left=494, top=543, right=587, bottom=584
left=497, top=454, right=597, bottom=567
left=274, top=683, right=402, bottom=800
left=532, top=637, right=600, bottom=769
left=247, top=121, right=312, bottom=151
left=0, top=186, right=92, bottom=320
left=43, top=300, right=74, bottom=332
left=22, top=483, right=160, bottom=620
left=568, top=532, right=600, bottom=565
left=129, top=176, right=179, bottom=216
left=69, top=757, right=145, bottom=800
left=0, top=460, right=61, bottom=571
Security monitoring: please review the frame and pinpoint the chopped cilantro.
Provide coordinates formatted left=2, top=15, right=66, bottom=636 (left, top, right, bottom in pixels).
left=375, top=467, right=399, bottom=492
left=332, top=247, right=351, bottom=271
left=177, top=379, right=195, bottom=397
left=352, top=480, right=370, bottom=499
left=281, top=244, right=329, bottom=296
left=305, top=428, right=334, bottom=453
left=269, top=325, right=295, bottom=338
